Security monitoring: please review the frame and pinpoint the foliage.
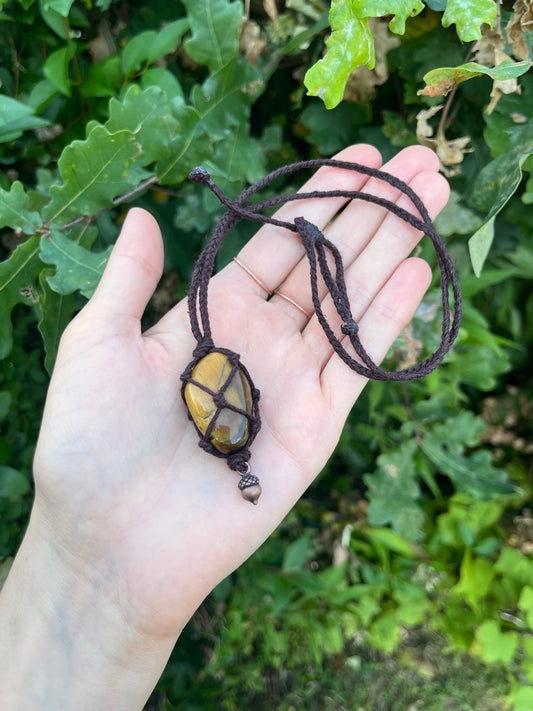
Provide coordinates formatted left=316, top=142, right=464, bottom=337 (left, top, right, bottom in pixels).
left=0, top=0, right=532, bottom=709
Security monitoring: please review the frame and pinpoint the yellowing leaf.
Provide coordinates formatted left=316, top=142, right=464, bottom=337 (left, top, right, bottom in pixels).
left=304, top=0, right=375, bottom=109
left=418, top=59, right=532, bottom=97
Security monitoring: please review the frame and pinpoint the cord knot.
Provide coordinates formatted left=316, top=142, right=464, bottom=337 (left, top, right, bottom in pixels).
left=188, top=166, right=211, bottom=184
left=341, top=319, right=359, bottom=336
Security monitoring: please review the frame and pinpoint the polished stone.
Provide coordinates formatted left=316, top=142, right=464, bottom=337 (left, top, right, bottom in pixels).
left=184, top=352, right=253, bottom=453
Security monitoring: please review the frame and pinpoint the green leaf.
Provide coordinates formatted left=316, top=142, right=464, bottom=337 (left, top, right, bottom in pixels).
left=365, top=440, right=424, bottom=541
left=368, top=611, right=401, bottom=653
left=122, top=30, right=158, bottom=79
left=300, top=100, right=371, bottom=155
left=39, top=230, right=112, bottom=299
left=0, top=181, right=42, bottom=234
left=433, top=190, right=482, bottom=237
left=207, top=124, right=265, bottom=190
left=140, top=67, right=184, bottom=100
left=469, top=121, right=533, bottom=274
left=156, top=101, right=212, bottom=185
left=352, top=0, right=424, bottom=34
left=27, top=78, right=62, bottom=112
left=0, top=465, right=30, bottom=497
left=442, top=0, right=497, bottom=42
left=42, top=126, right=141, bottom=225
left=420, top=415, right=517, bottom=499
left=419, top=59, right=532, bottom=97
left=0, top=235, right=42, bottom=360
left=282, top=535, right=311, bottom=571
left=37, top=271, right=78, bottom=375
left=452, top=548, right=494, bottom=612
left=473, top=620, right=518, bottom=664
left=41, top=0, right=74, bottom=15
left=518, top=586, right=533, bottom=631
left=511, top=687, right=533, bottom=711
left=192, top=59, right=263, bottom=140
left=365, top=527, right=417, bottom=557
left=0, top=95, right=50, bottom=143
left=80, top=57, right=122, bottom=99
left=105, top=85, right=179, bottom=165
left=494, top=549, right=533, bottom=589
left=43, top=43, right=77, bottom=96
left=149, top=18, right=189, bottom=62
left=304, top=0, right=375, bottom=109
left=0, top=391, right=11, bottom=420
left=182, top=0, right=242, bottom=72
left=468, top=216, right=495, bottom=278
left=121, top=20, right=187, bottom=81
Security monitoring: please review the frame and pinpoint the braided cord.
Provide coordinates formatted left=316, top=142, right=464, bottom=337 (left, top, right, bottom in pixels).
left=186, top=159, right=462, bottom=381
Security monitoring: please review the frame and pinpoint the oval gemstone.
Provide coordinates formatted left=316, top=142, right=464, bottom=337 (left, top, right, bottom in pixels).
left=184, top=352, right=253, bottom=454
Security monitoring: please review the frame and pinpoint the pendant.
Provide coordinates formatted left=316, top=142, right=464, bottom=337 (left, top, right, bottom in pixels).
left=181, top=348, right=262, bottom=504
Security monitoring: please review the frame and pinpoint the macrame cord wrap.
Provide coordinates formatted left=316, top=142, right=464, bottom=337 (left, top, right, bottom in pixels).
left=180, top=158, right=462, bottom=505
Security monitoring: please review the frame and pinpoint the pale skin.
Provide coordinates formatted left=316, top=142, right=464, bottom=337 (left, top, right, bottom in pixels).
left=0, top=144, right=449, bottom=710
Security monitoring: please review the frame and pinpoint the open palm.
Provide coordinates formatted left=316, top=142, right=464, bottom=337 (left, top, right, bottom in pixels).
left=32, top=144, right=449, bottom=641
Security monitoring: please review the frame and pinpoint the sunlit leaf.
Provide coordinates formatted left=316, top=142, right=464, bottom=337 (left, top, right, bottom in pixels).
left=473, top=619, right=518, bottom=664
left=452, top=549, right=494, bottom=612
left=304, top=0, right=375, bottom=109
left=352, top=0, right=424, bottom=34
left=442, top=0, right=497, bottom=42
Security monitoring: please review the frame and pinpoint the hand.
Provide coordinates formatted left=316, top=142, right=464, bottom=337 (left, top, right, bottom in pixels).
left=34, top=143, right=448, bottom=633
left=1, top=144, right=448, bottom=710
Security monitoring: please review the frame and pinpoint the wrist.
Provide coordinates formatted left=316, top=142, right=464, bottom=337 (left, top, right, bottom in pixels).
left=0, top=505, right=175, bottom=711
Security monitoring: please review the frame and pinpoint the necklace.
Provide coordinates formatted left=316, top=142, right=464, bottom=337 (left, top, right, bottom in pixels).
left=180, top=159, right=462, bottom=504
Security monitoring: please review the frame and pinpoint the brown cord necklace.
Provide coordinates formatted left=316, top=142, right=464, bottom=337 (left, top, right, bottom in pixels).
left=180, top=159, right=462, bottom=504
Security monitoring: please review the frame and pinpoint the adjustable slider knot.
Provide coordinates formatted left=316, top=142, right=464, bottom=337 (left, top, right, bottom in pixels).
left=341, top=319, right=359, bottom=336
left=294, top=216, right=323, bottom=245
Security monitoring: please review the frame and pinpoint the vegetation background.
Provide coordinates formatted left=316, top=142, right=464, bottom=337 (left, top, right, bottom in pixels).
left=0, top=0, right=532, bottom=709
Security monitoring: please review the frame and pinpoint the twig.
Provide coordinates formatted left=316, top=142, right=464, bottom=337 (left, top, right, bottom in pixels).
left=436, top=43, right=475, bottom=139
left=39, top=175, right=160, bottom=238
left=112, top=175, right=159, bottom=205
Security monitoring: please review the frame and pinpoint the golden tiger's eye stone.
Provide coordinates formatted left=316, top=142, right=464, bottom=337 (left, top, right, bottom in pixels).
left=184, top=352, right=253, bottom=454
